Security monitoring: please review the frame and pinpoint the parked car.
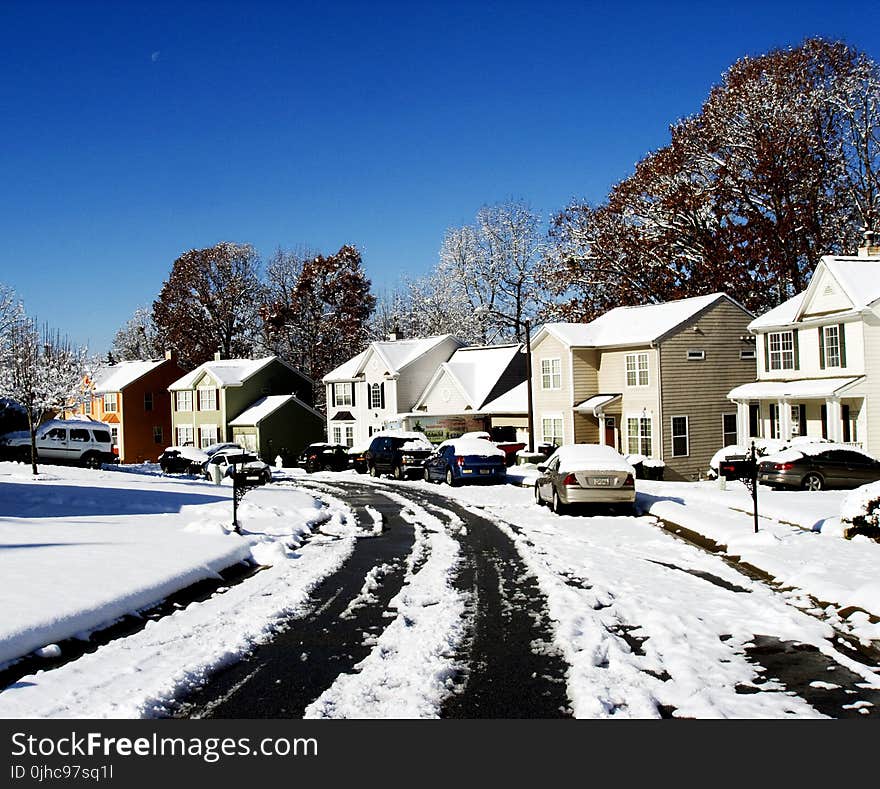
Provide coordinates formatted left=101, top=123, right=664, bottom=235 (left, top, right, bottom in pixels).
left=0, top=419, right=115, bottom=468
left=365, top=431, right=434, bottom=480
left=159, top=445, right=209, bottom=474
left=423, top=438, right=507, bottom=486
left=534, top=444, right=636, bottom=514
left=203, top=449, right=272, bottom=485
left=458, top=431, right=525, bottom=467
left=348, top=443, right=369, bottom=474
left=297, top=443, right=350, bottom=472
left=757, top=444, right=880, bottom=491
left=203, top=442, right=243, bottom=457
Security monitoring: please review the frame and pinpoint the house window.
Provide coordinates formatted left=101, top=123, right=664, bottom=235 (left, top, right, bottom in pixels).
left=199, top=424, right=218, bottom=449
left=345, top=426, right=354, bottom=447
left=625, top=353, right=649, bottom=387
left=767, top=331, right=795, bottom=370
left=333, top=426, right=343, bottom=444
left=198, top=387, right=217, bottom=411
left=103, top=393, right=118, bottom=413
left=687, top=350, right=705, bottom=361
left=627, top=416, right=653, bottom=456
left=671, top=416, right=689, bottom=457
left=176, top=425, right=194, bottom=446
left=334, top=382, right=353, bottom=407
left=153, top=426, right=163, bottom=444
left=540, top=359, right=561, bottom=390
left=541, top=416, right=564, bottom=446
left=823, top=325, right=841, bottom=368
left=83, top=398, right=92, bottom=415
left=740, top=349, right=756, bottom=360
left=144, top=392, right=153, bottom=412
left=370, top=383, right=382, bottom=409
left=722, top=413, right=738, bottom=446
left=175, top=391, right=192, bottom=412
left=110, top=426, right=118, bottom=445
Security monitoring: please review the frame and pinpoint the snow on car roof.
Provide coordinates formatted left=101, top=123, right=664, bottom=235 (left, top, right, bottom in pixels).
left=163, top=445, right=209, bottom=462
left=439, top=438, right=505, bottom=457
left=549, top=444, right=635, bottom=474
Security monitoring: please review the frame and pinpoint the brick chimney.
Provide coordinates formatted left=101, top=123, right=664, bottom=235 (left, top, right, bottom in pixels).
left=858, top=229, right=880, bottom=258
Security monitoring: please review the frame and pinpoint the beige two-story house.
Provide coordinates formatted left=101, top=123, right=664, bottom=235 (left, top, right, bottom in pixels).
left=531, top=293, right=755, bottom=480
left=728, top=241, right=880, bottom=451
left=323, top=334, right=465, bottom=446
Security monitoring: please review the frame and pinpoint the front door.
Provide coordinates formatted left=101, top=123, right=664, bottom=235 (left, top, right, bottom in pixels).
left=604, top=417, right=616, bottom=450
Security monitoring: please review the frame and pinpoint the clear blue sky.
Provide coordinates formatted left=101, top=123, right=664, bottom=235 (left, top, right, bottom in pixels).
left=1, top=1, right=877, bottom=353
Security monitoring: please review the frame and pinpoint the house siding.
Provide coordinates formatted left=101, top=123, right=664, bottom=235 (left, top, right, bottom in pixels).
left=531, top=332, right=575, bottom=444
left=660, top=299, right=754, bottom=480
left=571, top=348, right=599, bottom=403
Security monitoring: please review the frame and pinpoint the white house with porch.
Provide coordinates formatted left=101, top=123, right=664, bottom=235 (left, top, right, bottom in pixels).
left=728, top=238, right=880, bottom=450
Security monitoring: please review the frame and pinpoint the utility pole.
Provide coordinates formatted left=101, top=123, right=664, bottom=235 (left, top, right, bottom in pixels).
left=524, top=320, right=535, bottom=453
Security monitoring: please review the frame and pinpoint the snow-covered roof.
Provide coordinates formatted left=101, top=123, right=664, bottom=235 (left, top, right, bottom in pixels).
left=750, top=253, right=880, bottom=331
left=480, top=381, right=527, bottom=414
left=574, top=393, right=622, bottom=415
left=322, top=335, right=461, bottom=382
left=169, top=357, right=278, bottom=391
left=229, top=394, right=324, bottom=426
left=728, top=376, right=864, bottom=400
left=91, top=360, right=166, bottom=393
left=536, top=293, right=737, bottom=349
left=415, top=344, right=522, bottom=410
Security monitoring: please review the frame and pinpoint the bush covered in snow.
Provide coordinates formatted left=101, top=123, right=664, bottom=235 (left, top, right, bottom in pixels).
left=840, top=482, right=880, bottom=539
left=625, top=454, right=665, bottom=480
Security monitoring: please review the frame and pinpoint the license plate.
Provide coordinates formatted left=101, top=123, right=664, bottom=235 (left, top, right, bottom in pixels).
left=591, top=477, right=611, bottom=486
left=480, top=469, right=491, bottom=474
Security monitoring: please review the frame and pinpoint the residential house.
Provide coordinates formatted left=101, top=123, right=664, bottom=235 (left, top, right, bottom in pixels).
left=531, top=293, right=755, bottom=480
left=67, top=354, right=187, bottom=463
left=323, top=334, right=464, bottom=446
left=401, top=344, right=528, bottom=442
left=728, top=239, right=880, bottom=451
left=168, top=355, right=321, bottom=461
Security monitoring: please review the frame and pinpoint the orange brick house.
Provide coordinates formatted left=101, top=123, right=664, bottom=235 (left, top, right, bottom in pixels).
left=68, top=354, right=188, bottom=463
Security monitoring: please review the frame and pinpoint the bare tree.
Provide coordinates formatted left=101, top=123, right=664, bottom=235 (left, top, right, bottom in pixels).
left=0, top=316, right=87, bottom=474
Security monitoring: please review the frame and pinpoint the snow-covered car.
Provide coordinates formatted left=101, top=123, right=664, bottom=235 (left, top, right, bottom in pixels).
left=457, top=431, right=525, bottom=466
left=203, top=450, right=272, bottom=485
left=365, top=431, right=434, bottom=479
left=534, top=444, right=636, bottom=514
left=0, top=418, right=115, bottom=468
left=158, top=445, right=209, bottom=474
left=423, top=438, right=507, bottom=485
left=708, top=437, right=832, bottom=478
left=203, top=442, right=244, bottom=457
left=757, top=444, right=880, bottom=491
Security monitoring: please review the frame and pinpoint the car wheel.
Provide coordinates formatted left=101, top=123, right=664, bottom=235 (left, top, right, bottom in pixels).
left=160, top=463, right=170, bottom=474
left=369, top=463, right=379, bottom=478
left=552, top=488, right=567, bottom=515
left=534, top=485, right=543, bottom=506
left=445, top=467, right=459, bottom=487
left=306, top=458, right=321, bottom=473
left=83, top=453, right=101, bottom=470
left=802, top=473, right=824, bottom=491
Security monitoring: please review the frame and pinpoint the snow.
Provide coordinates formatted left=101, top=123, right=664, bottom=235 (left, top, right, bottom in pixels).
left=168, top=357, right=277, bottom=390
left=748, top=292, right=804, bottom=330
left=539, top=293, right=731, bottom=348
left=0, top=461, right=351, bottom=693
left=548, top=444, right=635, bottom=474
left=325, top=336, right=459, bottom=383
left=228, top=394, right=322, bottom=425
left=91, top=360, right=165, bottom=393
left=459, top=431, right=491, bottom=440
left=480, top=381, right=527, bottom=413
left=840, top=481, right=880, bottom=526
left=760, top=442, right=876, bottom=465
left=728, top=377, right=863, bottom=399
left=438, top=438, right=505, bottom=458
left=436, top=344, right=522, bottom=409
left=163, top=445, right=208, bottom=463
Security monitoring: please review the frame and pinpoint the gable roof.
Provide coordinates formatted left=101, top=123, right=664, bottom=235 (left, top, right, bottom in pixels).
left=750, top=254, right=880, bottom=331
left=169, top=357, right=279, bottom=391
left=228, top=394, right=323, bottom=425
left=323, top=335, right=462, bottom=382
left=535, top=293, right=741, bottom=349
left=91, top=360, right=167, bottom=393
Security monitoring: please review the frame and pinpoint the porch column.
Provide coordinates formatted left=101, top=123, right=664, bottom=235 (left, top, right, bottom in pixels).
left=777, top=399, right=791, bottom=440
left=826, top=398, right=842, bottom=442
left=736, top=401, right=750, bottom=446
left=598, top=412, right=607, bottom=446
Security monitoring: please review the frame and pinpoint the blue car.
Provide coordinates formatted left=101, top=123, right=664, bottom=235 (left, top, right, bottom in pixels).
left=423, top=439, right=507, bottom=486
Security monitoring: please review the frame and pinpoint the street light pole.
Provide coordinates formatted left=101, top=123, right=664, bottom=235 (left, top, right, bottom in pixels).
left=524, top=320, right=535, bottom=453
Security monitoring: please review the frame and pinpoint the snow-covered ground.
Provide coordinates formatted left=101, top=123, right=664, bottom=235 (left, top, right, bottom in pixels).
left=0, top=461, right=358, bottom=717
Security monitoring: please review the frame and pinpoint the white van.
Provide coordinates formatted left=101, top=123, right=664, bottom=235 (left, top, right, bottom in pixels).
left=0, top=418, right=116, bottom=468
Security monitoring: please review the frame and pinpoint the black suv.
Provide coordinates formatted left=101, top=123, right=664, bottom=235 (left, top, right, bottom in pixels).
left=365, top=433, right=433, bottom=480
left=298, top=443, right=351, bottom=473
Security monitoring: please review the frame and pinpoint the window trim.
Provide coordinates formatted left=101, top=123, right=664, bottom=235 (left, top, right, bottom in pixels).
left=198, top=423, right=219, bottom=449
left=740, top=349, right=756, bottom=361
left=197, top=386, right=218, bottom=412
left=671, top=415, right=689, bottom=457
left=540, top=414, right=564, bottom=446
left=822, top=325, right=841, bottom=368
left=722, top=412, right=738, bottom=447
left=540, top=358, right=562, bottom=391
left=175, top=391, right=193, bottom=412
left=626, top=414, right=653, bottom=456
left=686, top=350, right=705, bottom=361
left=625, top=352, right=650, bottom=388
left=767, top=331, right=795, bottom=371
left=103, top=392, right=118, bottom=413
left=334, top=382, right=353, bottom=407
